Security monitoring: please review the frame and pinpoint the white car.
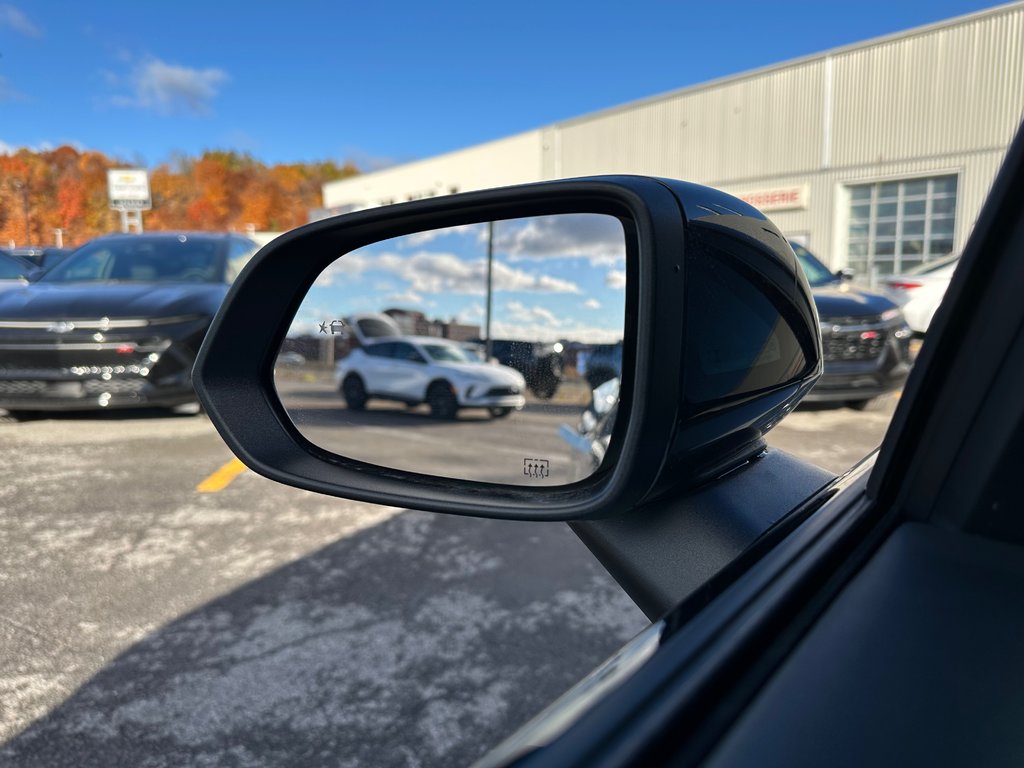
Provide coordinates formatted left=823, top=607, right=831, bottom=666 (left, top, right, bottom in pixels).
left=335, top=336, right=527, bottom=419
left=882, top=254, right=960, bottom=334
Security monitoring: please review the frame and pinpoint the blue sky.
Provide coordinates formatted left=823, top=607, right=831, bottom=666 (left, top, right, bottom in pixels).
left=292, top=214, right=627, bottom=343
left=0, top=0, right=1004, bottom=168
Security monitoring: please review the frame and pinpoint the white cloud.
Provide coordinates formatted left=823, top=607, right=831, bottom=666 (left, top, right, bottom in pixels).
left=505, top=301, right=561, bottom=327
left=582, top=298, right=602, bottom=310
left=494, top=213, right=626, bottom=266
left=488, top=319, right=623, bottom=345
left=314, top=252, right=372, bottom=287
left=112, top=57, right=229, bottom=116
left=457, top=303, right=486, bottom=322
left=368, top=250, right=581, bottom=295
left=388, top=290, right=424, bottom=305
left=0, top=137, right=83, bottom=154
left=605, top=269, right=627, bottom=289
left=313, top=249, right=581, bottom=296
left=0, top=4, right=41, bottom=38
left=0, top=75, right=26, bottom=103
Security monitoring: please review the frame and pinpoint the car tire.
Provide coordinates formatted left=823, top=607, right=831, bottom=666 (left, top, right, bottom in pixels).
left=342, top=375, right=368, bottom=410
left=489, top=407, right=513, bottom=418
left=5, top=410, right=41, bottom=422
left=427, top=382, right=458, bottom=420
left=531, top=371, right=559, bottom=400
left=846, top=398, right=875, bottom=411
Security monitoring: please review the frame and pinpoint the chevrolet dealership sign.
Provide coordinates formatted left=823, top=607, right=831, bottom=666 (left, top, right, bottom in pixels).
left=107, top=169, right=152, bottom=210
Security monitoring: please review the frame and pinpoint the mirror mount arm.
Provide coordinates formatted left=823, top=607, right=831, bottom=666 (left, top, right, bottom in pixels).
left=570, top=449, right=834, bottom=620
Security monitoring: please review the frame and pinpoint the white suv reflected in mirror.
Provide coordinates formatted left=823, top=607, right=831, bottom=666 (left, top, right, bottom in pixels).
left=336, top=336, right=526, bottom=420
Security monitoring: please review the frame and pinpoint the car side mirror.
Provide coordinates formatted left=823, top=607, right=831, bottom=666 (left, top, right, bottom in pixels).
left=836, top=267, right=856, bottom=281
left=195, top=176, right=821, bottom=520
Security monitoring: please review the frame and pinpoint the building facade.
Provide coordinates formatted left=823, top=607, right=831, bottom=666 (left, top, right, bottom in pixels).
left=323, top=3, right=1024, bottom=280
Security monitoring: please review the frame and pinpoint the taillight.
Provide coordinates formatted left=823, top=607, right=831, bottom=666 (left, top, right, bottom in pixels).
left=116, top=344, right=136, bottom=354
left=887, top=281, right=923, bottom=290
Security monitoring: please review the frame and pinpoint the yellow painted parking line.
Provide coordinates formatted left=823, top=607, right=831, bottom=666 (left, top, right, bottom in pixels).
left=196, top=457, right=247, bottom=493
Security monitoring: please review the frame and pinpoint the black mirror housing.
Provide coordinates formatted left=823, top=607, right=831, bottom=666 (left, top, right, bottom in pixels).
left=194, top=176, right=821, bottom=520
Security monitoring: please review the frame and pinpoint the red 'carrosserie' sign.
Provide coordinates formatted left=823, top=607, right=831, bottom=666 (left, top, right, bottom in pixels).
left=733, top=185, right=809, bottom=212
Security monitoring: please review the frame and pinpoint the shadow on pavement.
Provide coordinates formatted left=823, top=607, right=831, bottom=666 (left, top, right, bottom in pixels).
left=1, top=510, right=644, bottom=768
left=0, top=406, right=202, bottom=423
left=281, top=402, right=585, bottom=430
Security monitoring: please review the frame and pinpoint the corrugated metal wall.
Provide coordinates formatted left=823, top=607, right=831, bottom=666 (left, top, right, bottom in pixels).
left=549, top=58, right=826, bottom=184
left=829, top=7, right=1024, bottom=167
left=545, top=3, right=1024, bottom=265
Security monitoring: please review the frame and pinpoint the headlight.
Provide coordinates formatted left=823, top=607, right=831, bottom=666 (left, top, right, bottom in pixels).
left=880, top=308, right=904, bottom=323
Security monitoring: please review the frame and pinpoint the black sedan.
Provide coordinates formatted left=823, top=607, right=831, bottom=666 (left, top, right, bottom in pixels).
left=0, top=232, right=257, bottom=413
left=793, top=243, right=913, bottom=407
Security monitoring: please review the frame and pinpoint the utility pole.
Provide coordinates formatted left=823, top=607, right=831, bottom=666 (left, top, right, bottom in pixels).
left=485, top=221, right=494, bottom=360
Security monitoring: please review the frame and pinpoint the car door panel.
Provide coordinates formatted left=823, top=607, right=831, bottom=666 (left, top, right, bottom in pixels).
left=703, top=523, right=1024, bottom=768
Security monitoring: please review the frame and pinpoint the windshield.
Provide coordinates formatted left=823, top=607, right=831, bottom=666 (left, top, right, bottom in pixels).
left=41, top=238, right=226, bottom=284
left=791, top=242, right=837, bottom=287
left=905, top=253, right=960, bottom=275
left=0, top=254, right=29, bottom=280
left=423, top=343, right=475, bottom=363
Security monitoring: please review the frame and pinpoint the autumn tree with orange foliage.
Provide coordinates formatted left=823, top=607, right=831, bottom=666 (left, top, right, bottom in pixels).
left=0, top=146, right=358, bottom=248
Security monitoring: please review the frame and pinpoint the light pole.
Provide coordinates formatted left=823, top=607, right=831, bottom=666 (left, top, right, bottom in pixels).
left=485, top=221, right=494, bottom=360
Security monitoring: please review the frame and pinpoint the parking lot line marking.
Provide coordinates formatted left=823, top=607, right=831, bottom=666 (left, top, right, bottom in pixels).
left=196, top=458, right=247, bottom=493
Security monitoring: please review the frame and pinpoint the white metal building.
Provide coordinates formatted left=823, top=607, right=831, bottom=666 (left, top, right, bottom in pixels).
left=323, top=3, right=1024, bottom=279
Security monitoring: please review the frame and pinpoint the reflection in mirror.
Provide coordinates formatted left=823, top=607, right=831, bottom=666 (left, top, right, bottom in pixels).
left=274, top=213, right=627, bottom=486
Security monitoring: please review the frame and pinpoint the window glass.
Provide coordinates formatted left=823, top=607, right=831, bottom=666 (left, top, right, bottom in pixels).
left=845, top=174, right=958, bottom=279
left=391, top=342, right=425, bottom=363
left=0, top=255, right=29, bottom=279
left=364, top=343, right=394, bottom=358
left=423, top=343, right=474, bottom=363
left=904, top=179, right=928, bottom=196
left=43, top=238, right=225, bottom=283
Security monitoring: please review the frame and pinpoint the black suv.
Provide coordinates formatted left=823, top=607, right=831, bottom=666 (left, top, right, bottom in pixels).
left=486, top=339, right=564, bottom=399
left=793, top=243, right=914, bottom=408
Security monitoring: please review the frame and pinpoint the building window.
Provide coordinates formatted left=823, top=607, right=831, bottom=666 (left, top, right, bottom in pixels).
left=846, top=174, right=957, bottom=278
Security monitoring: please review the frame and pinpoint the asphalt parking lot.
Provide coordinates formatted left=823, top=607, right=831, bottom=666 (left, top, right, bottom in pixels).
left=276, top=375, right=595, bottom=485
left=0, top=391, right=899, bottom=767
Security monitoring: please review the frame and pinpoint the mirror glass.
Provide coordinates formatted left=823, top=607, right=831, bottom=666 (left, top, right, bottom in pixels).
left=273, top=213, right=627, bottom=486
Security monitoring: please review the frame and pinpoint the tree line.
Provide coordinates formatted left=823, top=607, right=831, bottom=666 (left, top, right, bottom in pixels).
left=0, top=146, right=359, bottom=248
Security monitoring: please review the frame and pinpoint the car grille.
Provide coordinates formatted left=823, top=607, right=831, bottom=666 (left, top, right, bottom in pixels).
left=486, top=386, right=520, bottom=397
left=821, top=325, right=887, bottom=362
left=0, top=380, right=47, bottom=396
left=83, top=379, right=147, bottom=395
left=0, top=378, right=147, bottom=397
